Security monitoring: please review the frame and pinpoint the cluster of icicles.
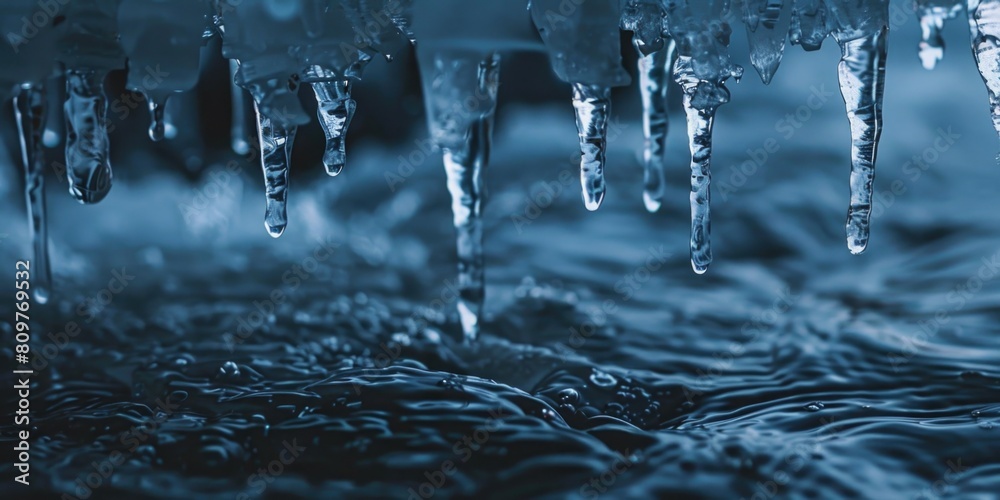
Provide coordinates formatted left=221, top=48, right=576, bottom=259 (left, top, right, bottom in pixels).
left=5, top=0, right=999, bottom=341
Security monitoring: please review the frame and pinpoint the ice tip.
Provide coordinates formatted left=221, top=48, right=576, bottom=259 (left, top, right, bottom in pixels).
left=323, top=161, right=345, bottom=177
left=691, top=260, right=710, bottom=275
left=42, top=129, right=59, bottom=148
left=642, top=191, right=661, bottom=213
left=848, top=239, right=868, bottom=255
left=69, top=164, right=113, bottom=204
left=757, top=67, right=776, bottom=85
left=457, top=301, right=479, bottom=343
left=265, top=222, right=286, bottom=238
left=583, top=191, right=605, bottom=211
left=231, top=138, right=251, bottom=155
left=148, top=122, right=165, bottom=142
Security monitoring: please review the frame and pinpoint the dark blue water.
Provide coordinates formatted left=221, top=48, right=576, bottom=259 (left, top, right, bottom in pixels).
left=2, top=10, right=1000, bottom=500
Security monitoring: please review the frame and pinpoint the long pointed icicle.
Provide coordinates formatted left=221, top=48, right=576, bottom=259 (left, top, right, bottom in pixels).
left=572, top=84, right=612, bottom=211
left=253, top=101, right=296, bottom=238
left=421, top=51, right=502, bottom=343
left=64, top=69, right=113, bottom=204
left=744, top=0, right=792, bottom=84
left=837, top=27, right=888, bottom=255
left=675, top=55, right=716, bottom=275
left=667, top=0, right=742, bottom=274
left=310, top=79, right=356, bottom=176
left=445, top=54, right=500, bottom=343
left=14, top=85, right=52, bottom=304
left=636, top=37, right=676, bottom=212
left=968, top=0, right=1000, bottom=138
left=916, top=1, right=961, bottom=70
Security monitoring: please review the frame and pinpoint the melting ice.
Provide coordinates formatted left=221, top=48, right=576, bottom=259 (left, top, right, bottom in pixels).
left=4, top=0, right=1000, bottom=339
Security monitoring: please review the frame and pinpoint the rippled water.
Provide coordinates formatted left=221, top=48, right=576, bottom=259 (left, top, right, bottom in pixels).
left=3, top=18, right=1000, bottom=500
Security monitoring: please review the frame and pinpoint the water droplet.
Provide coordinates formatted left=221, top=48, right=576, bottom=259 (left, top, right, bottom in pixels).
left=804, top=402, right=825, bottom=412
left=589, top=369, right=618, bottom=388
left=219, top=361, right=241, bottom=379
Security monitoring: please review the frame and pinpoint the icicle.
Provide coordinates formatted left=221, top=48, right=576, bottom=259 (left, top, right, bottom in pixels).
left=621, top=0, right=667, bottom=55
left=744, top=0, right=792, bottom=83
left=916, top=1, right=961, bottom=70
left=253, top=101, right=296, bottom=238
left=229, top=60, right=251, bottom=155
left=147, top=97, right=166, bottom=142
left=666, top=0, right=742, bottom=274
left=790, top=0, right=831, bottom=51
left=968, top=0, right=1000, bottom=138
left=310, top=79, right=356, bottom=176
left=635, top=37, right=675, bottom=213
left=420, top=51, right=501, bottom=342
left=445, top=53, right=499, bottom=343
left=674, top=56, right=717, bottom=275
left=572, top=84, right=612, bottom=211
left=63, top=69, right=112, bottom=204
left=14, top=85, right=52, bottom=304
left=836, top=27, right=888, bottom=255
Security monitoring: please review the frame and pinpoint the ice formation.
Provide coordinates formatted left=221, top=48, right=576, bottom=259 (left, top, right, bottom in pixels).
left=2, top=0, right=999, bottom=339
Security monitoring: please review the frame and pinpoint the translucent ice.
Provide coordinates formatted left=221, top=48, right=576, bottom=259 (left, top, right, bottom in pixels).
left=790, top=0, right=831, bottom=51
left=412, top=0, right=542, bottom=341
left=531, top=0, right=630, bottom=210
left=621, top=1, right=674, bottom=211
left=417, top=50, right=502, bottom=342
left=665, top=0, right=743, bottom=273
left=63, top=69, right=113, bottom=204
left=254, top=100, right=296, bottom=238
left=635, top=37, right=677, bottom=212
left=827, top=0, right=889, bottom=254
left=968, top=0, right=1000, bottom=139
left=54, top=0, right=125, bottom=204
left=229, top=60, right=252, bottom=155
left=14, top=85, right=52, bottom=303
left=117, top=0, right=207, bottom=142
left=915, top=1, right=961, bottom=70
left=621, top=0, right=668, bottom=55
left=307, top=70, right=356, bottom=177
left=572, top=84, right=612, bottom=211
left=743, top=0, right=792, bottom=84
